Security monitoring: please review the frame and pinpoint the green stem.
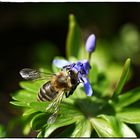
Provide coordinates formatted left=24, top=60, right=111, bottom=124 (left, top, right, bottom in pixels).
left=88, top=52, right=92, bottom=63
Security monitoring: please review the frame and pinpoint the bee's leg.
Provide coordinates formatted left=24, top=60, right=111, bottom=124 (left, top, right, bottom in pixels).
left=65, top=89, right=75, bottom=98
left=65, top=92, right=69, bottom=98
left=65, top=82, right=79, bottom=98
left=69, top=82, right=80, bottom=97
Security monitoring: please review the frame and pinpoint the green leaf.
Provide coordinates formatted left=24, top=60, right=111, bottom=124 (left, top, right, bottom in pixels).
left=89, top=64, right=98, bottom=84
left=10, top=101, right=29, bottom=107
left=90, top=115, right=123, bottom=137
left=120, top=122, right=136, bottom=137
left=57, top=124, right=76, bottom=137
left=43, top=114, right=82, bottom=137
left=117, top=108, right=140, bottom=124
left=31, top=113, right=50, bottom=130
left=105, top=63, right=122, bottom=84
left=112, top=87, right=140, bottom=110
left=60, top=102, right=83, bottom=117
left=21, top=112, right=38, bottom=136
left=29, top=102, right=49, bottom=112
left=42, top=100, right=84, bottom=137
left=20, top=80, right=45, bottom=93
left=113, top=58, right=131, bottom=97
left=71, top=119, right=91, bottom=137
left=90, top=117, right=113, bottom=137
left=23, top=108, right=37, bottom=116
left=77, top=43, right=88, bottom=60
left=12, top=90, right=37, bottom=103
left=135, top=124, right=140, bottom=135
left=92, top=72, right=111, bottom=97
left=37, top=130, right=44, bottom=138
left=23, top=123, right=31, bottom=136
left=90, top=114, right=136, bottom=137
left=66, top=14, right=81, bottom=59
left=0, top=124, right=6, bottom=137
left=62, top=96, right=75, bottom=104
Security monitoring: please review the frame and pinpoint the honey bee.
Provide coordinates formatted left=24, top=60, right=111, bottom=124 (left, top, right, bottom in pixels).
left=20, top=66, right=79, bottom=124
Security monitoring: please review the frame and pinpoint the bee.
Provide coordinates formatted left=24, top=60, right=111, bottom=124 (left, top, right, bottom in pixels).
left=19, top=66, right=79, bottom=124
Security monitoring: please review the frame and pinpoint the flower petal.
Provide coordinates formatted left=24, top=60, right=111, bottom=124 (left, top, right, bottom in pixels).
left=53, top=59, right=71, bottom=68
left=82, top=77, right=93, bottom=96
left=82, top=60, right=91, bottom=74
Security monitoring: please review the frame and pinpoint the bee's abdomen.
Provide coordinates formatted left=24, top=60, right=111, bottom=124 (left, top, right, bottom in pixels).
left=38, top=82, right=57, bottom=101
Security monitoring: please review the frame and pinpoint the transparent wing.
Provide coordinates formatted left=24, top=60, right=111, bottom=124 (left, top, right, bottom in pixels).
left=46, top=91, right=64, bottom=124
left=19, top=68, right=53, bottom=80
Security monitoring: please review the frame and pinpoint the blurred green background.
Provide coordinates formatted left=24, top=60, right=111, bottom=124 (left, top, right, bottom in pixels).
left=1, top=2, right=140, bottom=137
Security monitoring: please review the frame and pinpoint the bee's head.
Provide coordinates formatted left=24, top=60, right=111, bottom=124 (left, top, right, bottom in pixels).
left=57, top=76, right=68, bottom=84
left=55, top=71, right=72, bottom=87
left=68, top=70, right=79, bottom=85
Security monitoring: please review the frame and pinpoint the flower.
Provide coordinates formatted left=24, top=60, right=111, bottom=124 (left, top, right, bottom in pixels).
left=69, top=60, right=91, bottom=76
left=53, top=59, right=71, bottom=68
left=85, top=34, right=96, bottom=53
left=53, top=59, right=93, bottom=96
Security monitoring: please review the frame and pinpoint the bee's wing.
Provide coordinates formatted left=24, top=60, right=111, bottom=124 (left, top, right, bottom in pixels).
left=19, top=68, right=53, bottom=80
left=46, top=91, right=64, bottom=124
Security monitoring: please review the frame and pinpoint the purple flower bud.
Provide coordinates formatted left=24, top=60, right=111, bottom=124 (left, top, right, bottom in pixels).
left=85, top=34, right=96, bottom=53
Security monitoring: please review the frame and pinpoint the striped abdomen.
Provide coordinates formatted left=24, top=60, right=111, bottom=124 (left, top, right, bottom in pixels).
left=38, top=81, right=57, bottom=101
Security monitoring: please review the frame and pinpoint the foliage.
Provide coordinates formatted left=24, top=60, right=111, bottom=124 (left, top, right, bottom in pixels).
left=0, top=124, right=6, bottom=137
left=10, top=14, right=140, bottom=137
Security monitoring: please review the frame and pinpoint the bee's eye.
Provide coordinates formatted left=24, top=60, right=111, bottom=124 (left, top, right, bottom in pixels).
left=68, top=70, right=73, bottom=76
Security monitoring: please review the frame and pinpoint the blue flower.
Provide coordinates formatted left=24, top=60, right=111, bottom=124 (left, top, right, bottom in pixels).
left=53, top=59, right=71, bottom=68
left=85, top=34, right=96, bottom=53
left=53, top=59, right=93, bottom=96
